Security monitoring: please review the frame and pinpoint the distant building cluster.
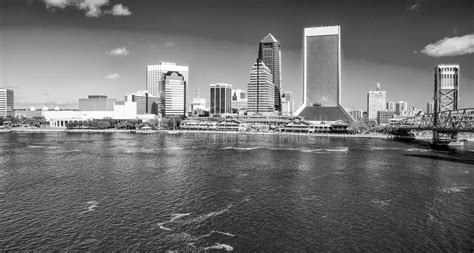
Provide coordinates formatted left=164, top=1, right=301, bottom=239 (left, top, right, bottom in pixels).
left=1, top=27, right=463, bottom=131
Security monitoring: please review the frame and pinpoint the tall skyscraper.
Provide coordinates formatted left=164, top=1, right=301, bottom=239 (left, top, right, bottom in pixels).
left=434, top=64, right=459, bottom=113
left=0, top=88, right=14, bottom=118
left=78, top=95, right=116, bottom=111
left=348, top=109, right=363, bottom=121
left=210, top=83, right=232, bottom=115
left=231, top=89, right=247, bottom=110
left=125, top=90, right=160, bottom=115
left=161, top=71, right=187, bottom=117
left=297, top=26, right=352, bottom=122
left=367, top=83, right=387, bottom=120
left=146, top=62, right=189, bottom=97
left=247, top=60, right=275, bottom=114
left=259, top=33, right=282, bottom=112
left=386, top=101, right=396, bottom=112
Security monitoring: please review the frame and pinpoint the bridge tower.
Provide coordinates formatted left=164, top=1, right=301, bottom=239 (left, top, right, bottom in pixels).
left=433, top=64, right=459, bottom=143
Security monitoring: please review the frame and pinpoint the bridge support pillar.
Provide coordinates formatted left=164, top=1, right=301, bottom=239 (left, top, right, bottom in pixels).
left=432, top=130, right=458, bottom=146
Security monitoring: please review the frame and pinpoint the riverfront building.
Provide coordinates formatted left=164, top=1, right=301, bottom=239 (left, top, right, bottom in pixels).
left=161, top=71, right=187, bottom=117
left=377, top=111, right=395, bottom=125
left=281, top=91, right=294, bottom=116
left=125, top=90, right=160, bottom=115
left=259, top=33, right=282, bottom=112
left=367, top=83, right=387, bottom=121
left=434, top=64, right=459, bottom=113
left=146, top=62, right=189, bottom=98
left=0, top=88, right=14, bottom=118
left=210, top=83, right=232, bottom=115
left=247, top=60, right=275, bottom=114
left=78, top=95, right=116, bottom=111
left=296, top=26, right=352, bottom=122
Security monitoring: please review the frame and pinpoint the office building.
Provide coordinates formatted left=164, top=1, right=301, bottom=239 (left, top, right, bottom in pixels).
left=387, top=101, right=396, bottom=112
left=78, top=95, right=116, bottom=111
left=395, top=101, right=408, bottom=116
left=0, top=88, right=14, bottom=118
left=247, top=60, right=275, bottom=114
left=367, top=83, right=387, bottom=120
left=377, top=111, right=395, bottom=125
left=259, top=33, right=282, bottom=111
left=147, top=62, right=189, bottom=98
left=191, top=98, right=206, bottom=110
left=434, top=64, right=459, bottom=113
left=210, top=83, right=232, bottom=115
left=348, top=109, right=363, bottom=121
left=297, top=26, right=352, bottom=122
left=125, top=90, right=160, bottom=115
left=161, top=71, right=187, bottom=117
left=281, top=91, right=294, bottom=116
left=426, top=101, right=435, bottom=114
left=231, top=89, right=248, bottom=110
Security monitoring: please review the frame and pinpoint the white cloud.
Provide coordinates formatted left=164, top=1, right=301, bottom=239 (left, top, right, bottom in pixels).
left=106, top=47, right=130, bottom=56
left=108, top=4, right=131, bottom=16
left=105, top=73, right=120, bottom=80
left=421, top=34, right=474, bottom=57
left=44, top=0, right=68, bottom=8
left=408, top=3, right=420, bottom=12
left=78, top=0, right=109, bottom=17
left=43, top=0, right=132, bottom=17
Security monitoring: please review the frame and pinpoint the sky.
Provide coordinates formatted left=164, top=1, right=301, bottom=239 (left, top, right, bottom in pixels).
left=0, top=0, right=473, bottom=110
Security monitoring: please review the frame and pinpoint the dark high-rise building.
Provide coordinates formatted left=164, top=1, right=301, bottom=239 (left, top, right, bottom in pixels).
left=210, top=83, right=232, bottom=115
left=297, top=26, right=352, bottom=122
left=258, top=33, right=282, bottom=112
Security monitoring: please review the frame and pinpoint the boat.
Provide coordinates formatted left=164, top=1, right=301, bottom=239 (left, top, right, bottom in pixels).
left=447, top=141, right=465, bottom=147
left=135, top=126, right=159, bottom=134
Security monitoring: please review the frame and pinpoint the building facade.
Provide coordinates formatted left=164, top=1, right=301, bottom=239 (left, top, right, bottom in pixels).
left=125, top=90, right=160, bottom=115
left=78, top=95, right=116, bottom=111
left=281, top=91, right=294, bottom=116
left=348, top=109, right=363, bottom=121
left=367, top=83, right=387, bottom=120
left=0, top=88, right=14, bottom=118
left=160, top=71, right=187, bottom=117
left=434, top=64, right=459, bottom=113
left=297, top=26, right=352, bottom=122
left=377, top=111, right=395, bottom=125
left=395, top=101, right=408, bottom=116
left=259, top=33, right=282, bottom=112
left=210, top=83, right=232, bottom=115
left=231, top=89, right=247, bottom=110
left=247, top=60, right=275, bottom=114
left=426, top=101, right=435, bottom=114
left=147, top=62, right=189, bottom=98
left=386, top=101, right=396, bottom=112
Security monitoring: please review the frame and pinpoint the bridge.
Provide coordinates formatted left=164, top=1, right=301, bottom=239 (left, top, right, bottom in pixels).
left=385, top=108, right=474, bottom=144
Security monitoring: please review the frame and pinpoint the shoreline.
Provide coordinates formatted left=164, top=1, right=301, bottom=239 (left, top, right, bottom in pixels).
left=2, top=128, right=473, bottom=142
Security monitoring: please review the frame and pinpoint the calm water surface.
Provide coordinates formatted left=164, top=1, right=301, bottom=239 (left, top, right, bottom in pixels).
left=1, top=132, right=473, bottom=251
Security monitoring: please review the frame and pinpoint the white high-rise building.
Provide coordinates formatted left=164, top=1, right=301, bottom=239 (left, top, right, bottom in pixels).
left=367, top=83, right=387, bottom=120
left=161, top=71, right=187, bottom=117
left=387, top=101, right=396, bottom=112
left=426, top=101, right=435, bottom=114
left=146, top=62, right=189, bottom=97
left=247, top=60, right=275, bottom=114
left=396, top=101, right=409, bottom=115
left=0, top=88, right=14, bottom=118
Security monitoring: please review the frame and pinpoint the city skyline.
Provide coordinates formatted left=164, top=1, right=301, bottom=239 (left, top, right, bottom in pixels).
left=1, top=0, right=473, bottom=110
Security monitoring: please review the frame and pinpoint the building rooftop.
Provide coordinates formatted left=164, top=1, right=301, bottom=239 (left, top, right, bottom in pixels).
left=260, top=33, right=278, bottom=43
